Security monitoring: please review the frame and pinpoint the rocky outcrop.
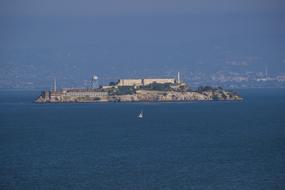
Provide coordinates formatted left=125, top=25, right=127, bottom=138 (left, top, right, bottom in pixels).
left=114, top=90, right=241, bottom=102
left=35, top=89, right=242, bottom=103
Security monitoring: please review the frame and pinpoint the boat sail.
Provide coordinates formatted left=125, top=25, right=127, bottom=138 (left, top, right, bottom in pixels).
left=138, top=110, right=143, bottom=118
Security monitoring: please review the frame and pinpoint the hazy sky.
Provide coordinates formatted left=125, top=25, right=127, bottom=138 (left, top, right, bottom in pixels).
left=1, top=0, right=285, bottom=16
left=0, top=0, right=285, bottom=88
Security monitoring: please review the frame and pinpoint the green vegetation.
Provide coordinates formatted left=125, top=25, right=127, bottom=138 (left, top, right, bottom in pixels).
left=103, top=82, right=236, bottom=98
left=105, top=82, right=191, bottom=94
left=139, top=82, right=173, bottom=91
left=94, top=97, right=101, bottom=101
left=196, top=86, right=224, bottom=92
left=109, top=81, right=117, bottom=86
left=221, top=92, right=227, bottom=99
left=179, top=85, right=190, bottom=92
left=113, top=86, right=136, bottom=95
left=212, top=94, right=220, bottom=100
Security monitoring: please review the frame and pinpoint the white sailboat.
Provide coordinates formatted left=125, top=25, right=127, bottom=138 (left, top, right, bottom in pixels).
left=138, top=110, right=143, bottom=118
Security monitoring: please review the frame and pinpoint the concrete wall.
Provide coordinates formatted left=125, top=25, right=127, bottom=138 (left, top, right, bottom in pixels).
left=66, top=91, right=108, bottom=97
left=50, top=91, right=64, bottom=98
left=117, top=79, right=143, bottom=86
left=143, top=79, right=175, bottom=85
left=117, top=78, right=176, bottom=86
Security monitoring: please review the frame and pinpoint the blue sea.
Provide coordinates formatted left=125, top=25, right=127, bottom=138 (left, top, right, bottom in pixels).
left=0, top=89, right=285, bottom=190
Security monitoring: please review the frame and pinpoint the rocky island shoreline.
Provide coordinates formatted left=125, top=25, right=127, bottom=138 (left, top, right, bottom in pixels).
left=35, top=75, right=242, bottom=103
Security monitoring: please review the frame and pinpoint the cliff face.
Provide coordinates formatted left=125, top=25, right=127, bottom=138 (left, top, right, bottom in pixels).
left=35, top=89, right=242, bottom=103
left=112, top=90, right=241, bottom=102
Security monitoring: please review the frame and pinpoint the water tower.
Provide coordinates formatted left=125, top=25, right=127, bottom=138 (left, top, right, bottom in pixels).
left=91, top=75, right=99, bottom=89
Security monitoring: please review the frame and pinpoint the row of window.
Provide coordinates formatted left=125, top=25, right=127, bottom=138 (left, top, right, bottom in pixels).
left=66, top=92, right=108, bottom=97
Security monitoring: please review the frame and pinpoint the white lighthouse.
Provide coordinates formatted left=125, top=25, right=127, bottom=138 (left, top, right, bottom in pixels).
left=177, top=72, right=181, bottom=84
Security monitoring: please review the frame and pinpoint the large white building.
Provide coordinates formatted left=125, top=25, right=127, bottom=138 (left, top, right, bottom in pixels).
left=117, top=78, right=177, bottom=87
left=143, top=78, right=176, bottom=85
left=117, top=79, right=143, bottom=86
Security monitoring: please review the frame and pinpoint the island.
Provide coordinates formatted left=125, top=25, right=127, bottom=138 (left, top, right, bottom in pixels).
left=35, top=75, right=242, bottom=103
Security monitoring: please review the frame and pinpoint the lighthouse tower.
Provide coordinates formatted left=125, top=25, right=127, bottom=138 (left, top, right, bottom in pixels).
left=177, top=72, right=181, bottom=84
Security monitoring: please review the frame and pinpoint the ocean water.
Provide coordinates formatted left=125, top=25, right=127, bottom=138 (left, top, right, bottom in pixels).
left=0, top=89, right=285, bottom=190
